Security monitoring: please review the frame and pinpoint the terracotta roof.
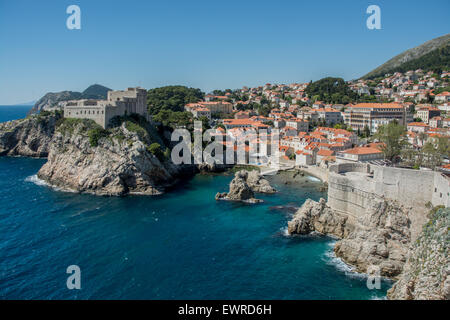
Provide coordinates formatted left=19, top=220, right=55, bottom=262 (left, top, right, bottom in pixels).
left=317, top=149, right=334, bottom=156
left=341, top=147, right=383, bottom=155
left=407, top=122, right=428, bottom=127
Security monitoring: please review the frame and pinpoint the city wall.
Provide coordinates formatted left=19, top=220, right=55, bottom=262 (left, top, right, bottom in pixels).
left=327, top=163, right=449, bottom=239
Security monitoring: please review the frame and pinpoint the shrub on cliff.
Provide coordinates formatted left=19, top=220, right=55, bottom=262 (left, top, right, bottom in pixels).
left=125, top=121, right=147, bottom=141
left=88, top=127, right=108, bottom=147
left=57, top=118, right=98, bottom=135
left=147, top=142, right=165, bottom=161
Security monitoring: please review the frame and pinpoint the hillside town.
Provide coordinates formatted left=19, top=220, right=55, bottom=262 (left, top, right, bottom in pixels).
left=182, top=69, right=450, bottom=172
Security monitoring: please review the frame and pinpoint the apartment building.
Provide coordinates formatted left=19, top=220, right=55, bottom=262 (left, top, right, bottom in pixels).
left=344, top=103, right=408, bottom=131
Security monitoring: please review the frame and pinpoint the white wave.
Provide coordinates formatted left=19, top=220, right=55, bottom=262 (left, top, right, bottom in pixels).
left=307, top=176, right=321, bottom=183
left=25, top=174, right=48, bottom=186
left=280, top=226, right=290, bottom=237
left=25, top=174, right=78, bottom=193
left=323, top=241, right=367, bottom=280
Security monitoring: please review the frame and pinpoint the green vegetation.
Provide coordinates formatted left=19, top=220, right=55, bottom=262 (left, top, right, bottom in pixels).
left=152, top=109, right=193, bottom=129
left=305, top=77, right=358, bottom=104
left=402, top=136, right=450, bottom=169
left=147, top=86, right=204, bottom=115
left=374, top=121, right=408, bottom=162
left=57, top=118, right=95, bottom=135
left=197, top=116, right=211, bottom=131
left=81, top=84, right=111, bottom=99
left=88, top=126, right=109, bottom=147
left=57, top=118, right=109, bottom=147
left=109, top=113, right=165, bottom=146
left=365, top=45, right=450, bottom=79
left=147, top=142, right=165, bottom=161
left=57, top=114, right=169, bottom=157
left=257, top=103, right=271, bottom=117
left=124, top=120, right=147, bottom=140
left=434, top=85, right=450, bottom=95
left=422, top=137, right=450, bottom=168
left=29, top=109, right=63, bottom=125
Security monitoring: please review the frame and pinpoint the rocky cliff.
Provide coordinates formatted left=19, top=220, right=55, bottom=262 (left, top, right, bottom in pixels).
left=215, top=170, right=275, bottom=203
left=37, top=117, right=195, bottom=196
left=288, top=197, right=450, bottom=300
left=0, top=111, right=61, bottom=157
left=29, top=91, right=82, bottom=114
left=288, top=197, right=411, bottom=278
left=387, top=207, right=449, bottom=300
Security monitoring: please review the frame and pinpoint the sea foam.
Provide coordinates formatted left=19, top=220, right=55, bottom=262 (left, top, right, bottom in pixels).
left=323, top=241, right=367, bottom=280
left=25, top=174, right=48, bottom=186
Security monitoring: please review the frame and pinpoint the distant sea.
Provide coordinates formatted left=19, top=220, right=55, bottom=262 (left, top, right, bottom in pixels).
left=0, top=105, right=391, bottom=299
left=0, top=105, right=31, bottom=122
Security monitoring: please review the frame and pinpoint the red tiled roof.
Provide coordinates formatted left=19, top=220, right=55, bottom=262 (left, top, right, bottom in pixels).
left=341, top=147, right=382, bottom=155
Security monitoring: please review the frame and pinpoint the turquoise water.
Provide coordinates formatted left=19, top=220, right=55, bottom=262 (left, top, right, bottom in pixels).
left=0, top=106, right=391, bottom=299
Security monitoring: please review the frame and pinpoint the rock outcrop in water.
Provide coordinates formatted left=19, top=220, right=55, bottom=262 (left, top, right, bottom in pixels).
left=0, top=111, right=61, bottom=157
left=37, top=117, right=195, bottom=196
left=387, top=207, right=449, bottom=300
left=215, top=170, right=275, bottom=203
left=288, top=197, right=411, bottom=278
left=246, top=170, right=276, bottom=194
left=288, top=198, right=348, bottom=238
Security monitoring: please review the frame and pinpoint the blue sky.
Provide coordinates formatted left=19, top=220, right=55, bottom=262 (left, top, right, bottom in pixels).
left=0, top=0, right=449, bottom=104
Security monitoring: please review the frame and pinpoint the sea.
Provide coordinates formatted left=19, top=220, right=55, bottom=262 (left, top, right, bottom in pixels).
left=0, top=105, right=391, bottom=299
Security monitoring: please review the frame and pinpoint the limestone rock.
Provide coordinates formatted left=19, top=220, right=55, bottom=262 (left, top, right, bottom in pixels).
left=37, top=119, right=193, bottom=196
left=288, top=197, right=411, bottom=278
left=215, top=170, right=266, bottom=203
left=0, top=112, right=61, bottom=157
left=387, top=208, right=449, bottom=300
left=334, top=198, right=411, bottom=278
left=288, top=198, right=348, bottom=237
left=246, top=170, right=276, bottom=193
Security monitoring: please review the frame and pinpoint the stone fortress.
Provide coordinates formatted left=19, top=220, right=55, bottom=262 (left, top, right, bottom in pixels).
left=63, top=87, right=148, bottom=128
left=327, top=163, right=450, bottom=239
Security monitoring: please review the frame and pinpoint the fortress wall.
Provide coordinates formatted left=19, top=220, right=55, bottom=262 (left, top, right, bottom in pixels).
left=327, top=163, right=449, bottom=238
left=104, top=104, right=126, bottom=128
left=64, top=107, right=106, bottom=128
left=328, top=173, right=380, bottom=219
left=329, top=162, right=370, bottom=174
left=432, top=173, right=450, bottom=208
left=372, top=166, right=435, bottom=209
